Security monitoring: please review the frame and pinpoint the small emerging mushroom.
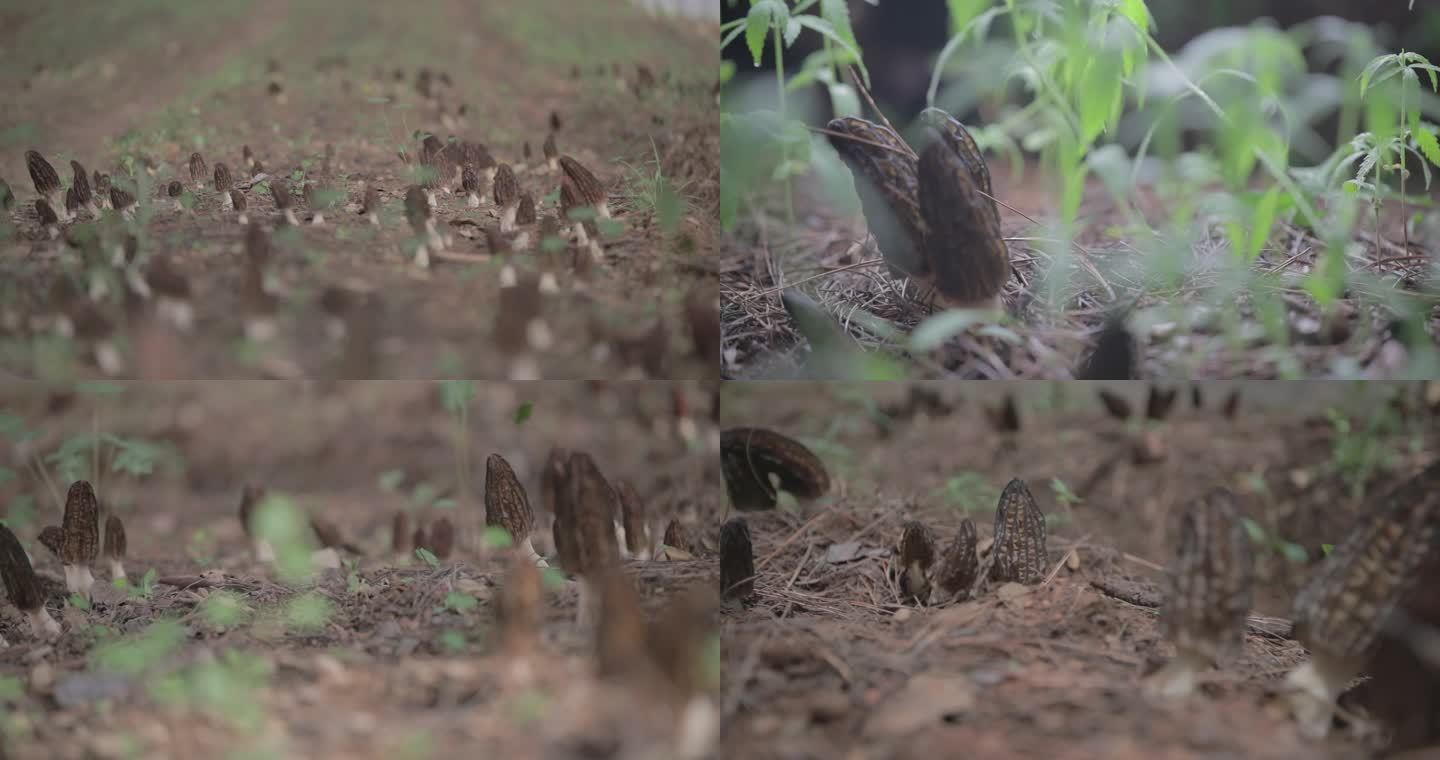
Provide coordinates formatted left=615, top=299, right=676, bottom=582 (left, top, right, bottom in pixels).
left=361, top=186, right=381, bottom=226
left=484, top=453, right=544, bottom=566
left=930, top=518, right=979, bottom=604
left=60, top=480, right=100, bottom=597
left=303, top=181, right=327, bottom=225
left=719, top=517, right=754, bottom=603
left=493, top=164, right=520, bottom=233
left=110, top=185, right=136, bottom=219
left=271, top=182, right=298, bottom=226
left=429, top=516, right=455, bottom=560
left=94, top=173, right=113, bottom=209
left=167, top=180, right=185, bottom=212
left=543, top=133, right=559, bottom=172
left=104, top=513, right=127, bottom=582
left=231, top=189, right=249, bottom=224
left=462, top=166, right=481, bottom=209
left=615, top=480, right=650, bottom=560
left=663, top=519, right=697, bottom=557
left=237, top=484, right=275, bottom=562
left=897, top=520, right=936, bottom=604
left=403, top=185, right=433, bottom=268
left=188, top=152, right=207, bottom=191
left=0, top=523, right=61, bottom=640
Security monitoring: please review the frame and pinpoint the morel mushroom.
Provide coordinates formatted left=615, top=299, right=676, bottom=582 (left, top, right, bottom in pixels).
left=104, top=513, right=127, bottom=582
left=36, top=199, right=59, bottom=238
left=167, top=179, right=185, bottom=212
left=64, top=185, right=82, bottom=221
left=1076, top=314, right=1138, bottom=380
left=719, top=427, right=830, bottom=511
left=558, top=155, right=608, bottom=218
left=913, top=123, right=1009, bottom=310
left=1149, top=488, right=1253, bottom=698
left=614, top=480, right=650, bottom=560
left=37, top=525, right=63, bottom=560
left=990, top=478, right=1047, bottom=585
left=243, top=145, right=259, bottom=172
left=0, top=524, right=60, bottom=639
left=897, top=520, right=936, bottom=604
left=403, top=184, right=433, bottom=268
left=70, top=160, right=95, bottom=215
left=361, top=186, right=381, bottom=225
left=555, top=451, right=620, bottom=629
left=493, top=163, right=519, bottom=233
left=543, top=133, right=559, bottom=171
left=60, top=480, right=100, bottom=597
left=26, top=149, right=61, bottom=209
left=214, top=163, right=234, bottom=208
left=429, top=516, right=455, bottom=560
left=663, top=519, right=697, bottom=557
left=231, top=189, right=249, bottom=225
left=931, top=518, right=980, bottom=604
left=718, top=517, right=754, bottom=603
left=271, top=182, right=298, bottom=226
left=1146, top=385, right=1179, bottom=421
left=462, top=166, right=481, bottom=209
left=0, top=177, right=13, bottom=211
left=485, top=453, right=544, bottom=565
left=238, top=484, right=275, bottom=562
left=188, top=152, right=207, bottom=190
left=1285, top=462, right=1440, bottom=738
left=516, top=192, right=536, bottom=226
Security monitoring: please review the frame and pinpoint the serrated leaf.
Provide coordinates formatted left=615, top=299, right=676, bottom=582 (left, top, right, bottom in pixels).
left=1413, top=124, right=1440, bottom=167
left=744, top=4, right=772, bottom=66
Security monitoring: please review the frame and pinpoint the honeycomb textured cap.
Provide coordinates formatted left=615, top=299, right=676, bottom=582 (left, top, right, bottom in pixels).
left=188, top=152, right=207, bottom=181
left=214, top=163, right=233, bottom=193
left=566, top=451, right=620, bottom=576
left=38, top=525, right=64, bottom=559
left=0, top=524, right=46, bottom=611
left=1292, top=462, right=1440, bottom=664
left=915, top=131, right=1009, bottom=308
left=720, top=427, right=831, bottom=511
left=615, top=480, right=647, bottom=556
left=493, top=164, right=518, bottom=206
left=36, top=199, right=58, bottom=225
left=990, top=478, right=1047, bottom=585
left=1161, top=487, right=1254, bottom=663
left=517, top=192, right=536, bottom=225
left=719, top=517, right=754, bottom=602
left=26, top=150, right=60, bottom=196
left=61, top=480, right=100, bottom=564
left=933, top=518, right=980, bottom=599
left=485, top=453, right=535, bottom=542
left=70, top=161, right=92, bottom=204
left=898, top=520, right=936, bottom=602
left=558, top=156, right=605, bottom=205
left=104, top=514, right=127, bottom=561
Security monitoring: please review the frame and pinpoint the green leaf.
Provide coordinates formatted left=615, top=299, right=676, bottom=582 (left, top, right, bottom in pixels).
left=443, top=591, right=478, bottom=613
left=540, top=567, right=567, bottom=589
left=438, top=380, right=475, bottom=415
left=946, top=0, right=991, bottom=37
left=908, top=309, right=1000, bottom=352
left=514, top=402, right=534, bottom=425
left=416, top=547, right=439, bottom=567
left=378, top=469, right=406, bottom=492
left=1414, top=124, right=1440, bottom=167
left=1321, top=543, right=1334, bottom=556
left=482, top=525, right=515, bottom=550
left=744, top=4, right=772, bottom=66
left=1246, top=186, right=1283, bottom=261
left=68, top=593, right=91, bottom=611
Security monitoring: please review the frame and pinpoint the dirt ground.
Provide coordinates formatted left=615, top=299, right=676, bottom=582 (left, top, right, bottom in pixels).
left=718, top=381, right=1438, bottom=759
left=0, top=0, right=718, bottom=379
left=0, top=380, right=722, bottom=759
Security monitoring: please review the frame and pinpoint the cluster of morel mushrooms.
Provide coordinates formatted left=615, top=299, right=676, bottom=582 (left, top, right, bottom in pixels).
left=0, top=449, right=719, bottom=758
left=718, top=423, right=1439, bottom=745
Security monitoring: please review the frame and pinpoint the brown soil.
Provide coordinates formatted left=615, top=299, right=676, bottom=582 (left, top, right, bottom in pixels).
left=718, top=381, right=1437, bottom=759
left=0, top=381, right=722, bottom=759
left=0, top=0, right=718, bottom=379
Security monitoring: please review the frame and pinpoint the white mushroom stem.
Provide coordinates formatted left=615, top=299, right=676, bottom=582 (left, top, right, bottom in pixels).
left=96, top=343, right=124, bottom=376
left=675, top=695, right=720, bottom=760
left=237, top=212, right=250, bottom=226
left=1144, top=650, right=1209, bottom=699
left=26, top=607, right=60, bottom=638
left=525, top=319, right=553, bottom=352
left=311, top=212, right=326, bottom=226
left=414, top=243, right=431, bottom=269
left=253, top=537, right=276, bottom=563
left=64, top=564, right=96, bottom=597
left=282, top=209, right=299, bottom=227
left=466, top=192, right=480, bottom=209
left=519, top=536, right=548, bottom=568
left=108, top=559, right=126, bottom=582
left=425, top=220, right=444, bottom=251
left=158, top=298, right=194, bottom=332
left=547, top=158, right=558, bottom=172
left=539, top=272, right=559, bottom=294
left=1285, top=655, right=1354, bottom=739
left=221, top=193, right=233, bottom=210
left=508, top=355, right=540, bottom=381
left=500, top=202, right=519, bottom=233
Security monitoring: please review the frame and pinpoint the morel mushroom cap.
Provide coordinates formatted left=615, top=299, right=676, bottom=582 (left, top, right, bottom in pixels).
left=231, top=189, right=248, bottom=212
left=663, top=519, right=696, bottom=556
left=429, top=516, right=455, bottom=560
left=897, top=520, right=936, bottom=604
left=825, top=116, right=924, bottom=281
left=214, top=163, right=233, bottom=194
left=403, top=185, right=429, bottom=234
left=1286, top=462, right=1440, bottom=737
left=0, top=523, right=54, bottom=634
left=990, top=478, right=1047, bottom=585
left=484, top=453, right=535, bottom=544
left=95, top=173, right=112, bottom=201
left=167, top=180, right=183, bottom=198
left=719, top=427, right=831, bottom=511
left=26, top=149, right=60, bottom=199
left=70, top=161, right=92, bottom=206
left=461, top=166, right=479, bottom=194
left=931, top=519, right=980, bottom=603
left=564, top=451, right=620, bottom=577
left=915, top=127, right=1009, bottom=309
left=188, top=152, right=207, bottom=184
left=61, top=480, right=100, bottom=571
left=719, top=517, right=754, bottom=602
left=271, top=182, right=292, bottom=210
left=516, top=192, right=536, bottom=225
left=38, top=525, right=64, bottom=559
left=1152, top=488, right=1253, bottom=697
left=541, top=445, right=571, bottom=517
left=558, top=155, right=605, bottom=206
left=493, top=164, right=518, bottom=206
left=1097, top=389, right=1132, bottom=421
left=614, top=480, right=648, bottom=558
left=104, top=514, right=127, bottom=561
left=65, top=185, right=81, bottom=216
left=110, top=185, right=136, bottom=211
left=1076, top=313, right=1138, bottom=380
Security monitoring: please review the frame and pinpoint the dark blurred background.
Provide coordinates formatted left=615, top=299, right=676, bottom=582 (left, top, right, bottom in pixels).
left=723, top=0, right=1440, bottom=122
